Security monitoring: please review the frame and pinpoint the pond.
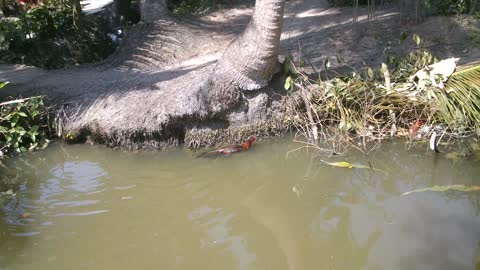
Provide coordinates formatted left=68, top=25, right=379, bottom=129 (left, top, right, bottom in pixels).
left=1, top=137, right=480, bottom=270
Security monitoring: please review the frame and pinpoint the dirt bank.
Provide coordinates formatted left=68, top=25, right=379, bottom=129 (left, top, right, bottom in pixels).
left=1, top=0, right=479, bottom=149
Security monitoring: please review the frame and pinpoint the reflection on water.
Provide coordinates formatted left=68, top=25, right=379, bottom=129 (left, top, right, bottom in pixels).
left=0, top=138, right=480, bottom=270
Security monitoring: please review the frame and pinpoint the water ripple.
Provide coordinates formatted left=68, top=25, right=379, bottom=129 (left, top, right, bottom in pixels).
left=53, top=210, right=110, bottom=217
left=48, top=200, right=100, bottom=209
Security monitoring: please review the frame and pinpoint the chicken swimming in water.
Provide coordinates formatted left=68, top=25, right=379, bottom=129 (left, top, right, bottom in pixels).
left=198, top=136, right=257, bottom=157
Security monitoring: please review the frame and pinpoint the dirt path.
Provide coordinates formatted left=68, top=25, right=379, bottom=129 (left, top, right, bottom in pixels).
left=1, top=0, right=478, bottom=148
left=2, top=0, right=478, bottom=97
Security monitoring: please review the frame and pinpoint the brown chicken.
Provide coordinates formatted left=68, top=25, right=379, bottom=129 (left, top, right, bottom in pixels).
left=198, top=136, right=257, bottom=157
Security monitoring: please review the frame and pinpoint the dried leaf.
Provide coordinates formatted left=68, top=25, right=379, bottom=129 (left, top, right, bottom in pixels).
left=322, top=160, right=353, bottom=168
left=321, top=160, right=388, bottom=174
left=402, top=185, right=480, bottom=196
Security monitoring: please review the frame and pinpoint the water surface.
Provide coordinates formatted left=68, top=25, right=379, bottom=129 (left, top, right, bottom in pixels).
left=1, top=138, right=480, bottom=270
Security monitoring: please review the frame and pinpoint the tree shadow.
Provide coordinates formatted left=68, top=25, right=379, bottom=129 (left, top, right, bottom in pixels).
left=280, top=1, right=479, bottom=74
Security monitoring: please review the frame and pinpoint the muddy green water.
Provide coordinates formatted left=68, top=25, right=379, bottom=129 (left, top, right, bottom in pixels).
left=1, top=138, right=480, bottom=270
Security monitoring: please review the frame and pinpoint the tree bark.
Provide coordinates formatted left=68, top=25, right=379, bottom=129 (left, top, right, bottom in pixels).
left=215, top=0, right=286, bottom=91
left=71, top=0, right=82, bottom=28
left=207, top=0, right=286, bottom=113
left=139, top=0, right=169, bottom=21
left=0, top=0, right=4, bottom=18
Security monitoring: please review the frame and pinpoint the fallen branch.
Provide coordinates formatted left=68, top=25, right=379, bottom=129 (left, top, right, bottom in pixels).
left=0, top=96, right=44, bottom=107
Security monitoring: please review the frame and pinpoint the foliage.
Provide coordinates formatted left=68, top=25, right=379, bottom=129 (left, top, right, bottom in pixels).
left=386, top=34, right=437, bottom=79
left=423, top=0, right=478, bottom=14
left=328, top=0, right=478, bottom=14
left=0, top=81, right=9, bottom=89
left=0, top=1, right=115, bottom=68
left=0, top=83, right=51, bottom=156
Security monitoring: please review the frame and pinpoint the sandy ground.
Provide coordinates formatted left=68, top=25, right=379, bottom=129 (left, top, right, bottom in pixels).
left=0, top=0, right=478, bottom=148
left=1, top=0, right=479, bottom=99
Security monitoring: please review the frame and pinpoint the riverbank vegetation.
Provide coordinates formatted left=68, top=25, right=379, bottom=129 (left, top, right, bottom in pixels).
left=0, top=81, right=52, bottom=158
left=0, top=0, right=115, bottom=68
left=284, top=34, right=480, bottom=155
left=331, top=0, right=479, bottom=15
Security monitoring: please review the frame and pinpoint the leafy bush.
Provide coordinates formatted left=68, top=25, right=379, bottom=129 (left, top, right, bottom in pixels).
left=327, top=0, right=478, bottom=14
left=21, top=3, right=74, bottom=39
left=0, top=18, right=24, bottom=51
left=0, top=95, right=51, bottom=156
left=423, top=0, right=478, bottom=14
left=0, top=1, right=115, bottom=68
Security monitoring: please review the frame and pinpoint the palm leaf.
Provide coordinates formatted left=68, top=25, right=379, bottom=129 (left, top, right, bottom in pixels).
left=435, top=64, right=480, bottom=129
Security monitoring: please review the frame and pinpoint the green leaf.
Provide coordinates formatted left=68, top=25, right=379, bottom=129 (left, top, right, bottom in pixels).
left=15, top=127, right=27, bottom=136
left=402, top=185, right=480, bottom=196
left=28, top=125, right=39, bottom=134
left=17, top=111, right=28, bottom=117
left=0, top=81, right=9, bottom=89
left=10, top=114, right=19, bottom=127
left=413, top=34, right=423, bottom=46
left=367, top=67, right=374, bottom=79
left=284, top=76, right=294, bottom=91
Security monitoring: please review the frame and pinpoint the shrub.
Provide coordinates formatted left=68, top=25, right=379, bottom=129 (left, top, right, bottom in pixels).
left=0, top=1, right=115, bottom=68
left=327, top=0, right=478, bottom=14
left=423, top=0, right=478, bottom=14
left=0, top=95, right=51, bottom=156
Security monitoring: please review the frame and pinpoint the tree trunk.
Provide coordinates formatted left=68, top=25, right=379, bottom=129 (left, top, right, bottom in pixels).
left=207, top=0, right=286, bottom=113
left=0, top=0, right=4, bottom=18
left=139, top=0, right=169, bottom=21
left=71, top=0, right=82, bottom=28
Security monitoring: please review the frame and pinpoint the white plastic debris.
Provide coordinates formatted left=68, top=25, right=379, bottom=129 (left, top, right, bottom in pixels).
left=430, top=131, right=439, bottom=152
left=410, top=57, right=460, bottom=89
